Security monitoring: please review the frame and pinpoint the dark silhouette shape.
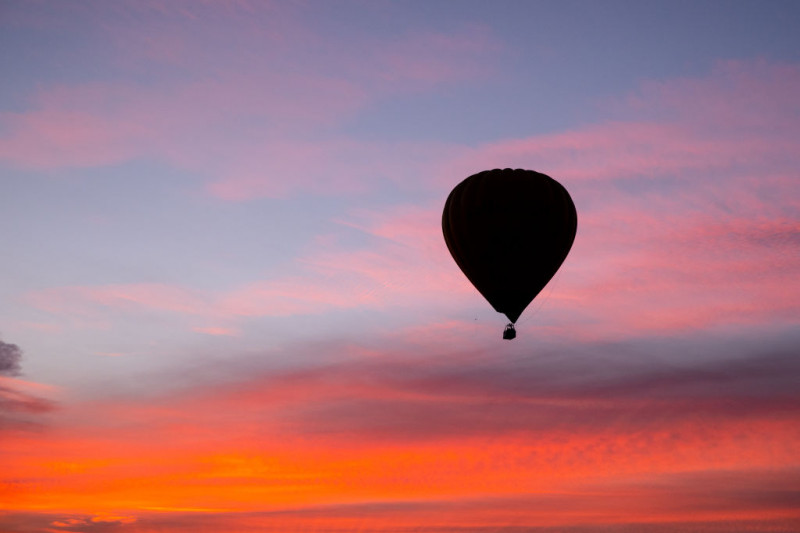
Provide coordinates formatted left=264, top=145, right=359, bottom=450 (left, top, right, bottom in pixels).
left=0, top=338, right=22, bottom=376
left=502, top=323, right=517, bottom=340
left=442, top=168, right=577, bottom=338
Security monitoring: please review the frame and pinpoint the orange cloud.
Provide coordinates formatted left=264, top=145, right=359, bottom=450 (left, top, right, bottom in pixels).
left=2, top=337, right=799, bottom=530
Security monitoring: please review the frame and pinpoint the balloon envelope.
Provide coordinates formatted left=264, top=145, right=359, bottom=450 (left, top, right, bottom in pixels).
left=442, top=168, right=577, bottom=324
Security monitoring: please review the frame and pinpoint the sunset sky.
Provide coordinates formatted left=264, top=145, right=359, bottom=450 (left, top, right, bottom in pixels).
left=1, top=1, right=799, bottom=531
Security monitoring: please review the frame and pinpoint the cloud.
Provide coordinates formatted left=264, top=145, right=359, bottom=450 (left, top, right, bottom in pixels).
left=0, top=513, right=137, bottom=533
left=2, top=2, right=798, bottom=202
left=22, top=173, right=800, bottom=340
left=192, top=326, right=239, bottom=337
left=0, top=376, right=57, bottom=434
left=0, top=340, right=57, bottom=433
left=240, top=336, right=800, bottom=444
left=50, top=514, right=137, bottom=531
left=2, top=332, right=798, bottom=527
left=25, top=283, right=212, bottom=318
left=0, top=339, right=22, bottom=376
left=0, top=74, right=367, bottom=171
left=0, top=1, right=497, bottom=200
left=75, top=330, right=800, bottom=448
left=21, top=204, right=473, bottom=324
left=2, top=470, right=798, bottom=532
left=203, top=139, right=460, bottom=200
left=549, top=210, right=800, bottom=339
left=368, top=25, right=501, bottom=86
left=194, top=59, right=800, bottom=201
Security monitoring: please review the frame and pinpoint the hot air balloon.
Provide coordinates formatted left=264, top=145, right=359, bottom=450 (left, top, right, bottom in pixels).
left=442, top=168, right=577, bottom=339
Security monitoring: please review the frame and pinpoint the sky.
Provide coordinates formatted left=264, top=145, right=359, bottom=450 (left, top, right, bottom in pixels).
left=1, top=0, right=799, bottom=531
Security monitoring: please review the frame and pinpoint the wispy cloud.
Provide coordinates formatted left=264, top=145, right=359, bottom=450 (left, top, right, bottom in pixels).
left=216, top=337, right=800, bottom=444
left=0, top=376, right=57, bottom=435
left=23, top=178, right=799, bottom=340
left=191, top=326, right=239, bottom=337
left=0, top=1, right=497, bottom=201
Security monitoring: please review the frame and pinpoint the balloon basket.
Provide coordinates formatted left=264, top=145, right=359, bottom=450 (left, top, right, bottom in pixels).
left=503, top=323, right=516, bottom=340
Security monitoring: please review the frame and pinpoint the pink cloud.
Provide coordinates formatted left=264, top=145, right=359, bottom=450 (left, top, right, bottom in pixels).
left=14, top=60, right=800, bottom=341
left=372, top=25, right=501, bottom=85
left=0, top=73, right=367, bottom=172
left=201, top=138, right=467, bottom=200
left=192, top=326, right=239, bottom=337
left=22, top=205, right=475, bottom=323
left=25, top=283, right=211, bottom=317
left=0, top=3, right=498, bottom=200
left=302, top=181, right=798, bottom=336
left=0, top=108, right=144, bottom=169
left=625, top=60, right=800, bottom=130
left=218, top=275, right=384, bottom=317
left=422, top=61, right=800, bottom=197
left=555, top=198, right=800, bottom=333
left=10, top=322, right=63, bottom=334
left=2, top=2, right=797, bottom=204
left=202, top=60, right=800, bottom=200
left=445, top=120, right=798, bottom=187
left=385, top=319, right=498, bottom=347
left=215, top=231, right=471, bottom=318
left=0, top=376, right=59, bottom=396
left=21, top=177, right=799, bottom=340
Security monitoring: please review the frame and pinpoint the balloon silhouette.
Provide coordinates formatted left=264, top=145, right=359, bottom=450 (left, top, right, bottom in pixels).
left=442, top=168, right=577, bottom=339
